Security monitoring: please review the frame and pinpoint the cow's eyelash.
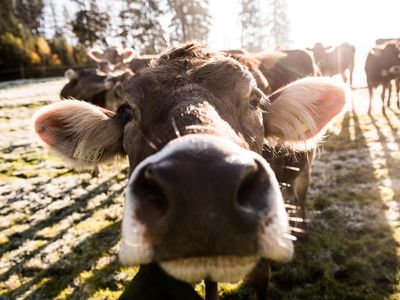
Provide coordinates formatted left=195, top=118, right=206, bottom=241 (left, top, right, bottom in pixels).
left=249, top=90, right=262, bottom=108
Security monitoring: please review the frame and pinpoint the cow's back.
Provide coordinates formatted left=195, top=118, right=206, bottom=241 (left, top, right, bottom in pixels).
left=256, top=49, right=315, bottom=92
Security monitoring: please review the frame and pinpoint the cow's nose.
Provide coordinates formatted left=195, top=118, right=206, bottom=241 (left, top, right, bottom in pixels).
left=131, top=155, right=267, bottom=223
left=127, top=135, right=276, bottom=258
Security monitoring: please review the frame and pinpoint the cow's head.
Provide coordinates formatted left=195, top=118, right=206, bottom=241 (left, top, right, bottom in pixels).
left=370, top=42, right=400, bottom=78
left=88, top=45, right=136, bottom=74
left=308, top=43, right=331, bottom=70
left=104, top=70, right=134, bottom=111
left=34, top=43, right=348, bottom=283
left=61, top=68, right=109, bottom=102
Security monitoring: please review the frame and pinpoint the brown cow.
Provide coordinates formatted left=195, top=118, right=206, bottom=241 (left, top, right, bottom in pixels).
left=60, top=68, right=133, bottom=111
left=365, top=41, right=400, bottom=113
left=33, top=42, right=348, bottom=300
left=60, top=68, right=109, bottom=106
left=375, top=39, right=400, bottom=107
left=308, top=42, right=355, bottom=87
left=376, top=38, right=400, bottom=46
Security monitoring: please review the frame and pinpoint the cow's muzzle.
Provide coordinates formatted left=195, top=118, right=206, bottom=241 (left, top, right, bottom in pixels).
left=119, top=134, right=293, bottom=282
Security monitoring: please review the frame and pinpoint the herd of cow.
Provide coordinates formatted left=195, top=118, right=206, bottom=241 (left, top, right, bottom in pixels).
left=31, top=39, right=398, bottom=300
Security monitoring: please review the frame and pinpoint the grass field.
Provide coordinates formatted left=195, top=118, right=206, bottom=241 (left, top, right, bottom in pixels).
left=1, top=77, right=400, bottom=299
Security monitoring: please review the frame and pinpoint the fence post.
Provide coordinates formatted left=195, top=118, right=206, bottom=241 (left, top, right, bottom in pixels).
left=19, top=63, right=25, bottom=79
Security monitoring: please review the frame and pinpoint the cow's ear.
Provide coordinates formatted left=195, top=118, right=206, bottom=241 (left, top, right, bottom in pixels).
left=32, top=100, right=125, bottom=165
left=64, top=69, right=78, bottom=81
left=370, top=47, right=383, bottom=56
left=263, top=77, right=349, bottom=150
left=122, top=47, right=136, bottom=63
left=88, top=47, right=104, bottom=62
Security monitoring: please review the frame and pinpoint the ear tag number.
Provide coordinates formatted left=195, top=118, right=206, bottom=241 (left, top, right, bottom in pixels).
left=73, top=142, right=105, bottom=162
left=294, top=114, right=311, bottom=134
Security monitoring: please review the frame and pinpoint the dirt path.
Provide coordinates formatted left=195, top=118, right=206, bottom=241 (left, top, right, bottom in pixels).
left=1, top=78, right=400, bottom=299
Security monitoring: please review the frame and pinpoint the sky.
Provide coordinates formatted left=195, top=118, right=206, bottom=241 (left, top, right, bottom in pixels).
left=209, top=0, right=400, bottom=52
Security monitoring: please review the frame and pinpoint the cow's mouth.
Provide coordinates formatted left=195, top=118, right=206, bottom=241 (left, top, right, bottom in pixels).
left=160, top=256, right=259, bottom=283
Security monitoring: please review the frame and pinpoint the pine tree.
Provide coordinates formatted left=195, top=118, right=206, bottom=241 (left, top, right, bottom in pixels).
left=119, top=0, right=167, bottom=54
left=240, top=0, right=267, bottom=52
left=0, top=0, right=20, bottom=35
left=167, top=0, right=211, bottom=45
left=12, top=0, right=45, bottom=35
left=266, top=0, right=290, bottom=48
left=71, top=0, right=110, bottom=46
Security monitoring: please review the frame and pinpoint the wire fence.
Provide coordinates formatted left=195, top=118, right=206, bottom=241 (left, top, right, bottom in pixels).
left=0, top=63, right=95, bottom=82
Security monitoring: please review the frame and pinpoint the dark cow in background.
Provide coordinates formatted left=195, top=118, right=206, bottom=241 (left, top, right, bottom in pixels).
left=255, top=49, right=315, bottom=92
left=365, top=41, right=400, bottom=113
left=308, top=42, right=355, bottom=87
left=33, top=42, right=348, bottom=300
left=60, top=68, right=108, bottom=107
left=60, top=67, right=133, bottom=111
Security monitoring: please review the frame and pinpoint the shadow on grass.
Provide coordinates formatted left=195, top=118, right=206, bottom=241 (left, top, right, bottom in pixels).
left=0, top=185, right=125, bottom=285
left=0, top=169, right=127, bottom=257
left=265, top=106, right=400, bottom=299
left=4, top=222, right=121, bottom=299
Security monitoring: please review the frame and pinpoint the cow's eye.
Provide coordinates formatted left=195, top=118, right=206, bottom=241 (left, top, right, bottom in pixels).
left=116, top=102, right=135, bottom=124
left=249, top=89, right=262, bottom=109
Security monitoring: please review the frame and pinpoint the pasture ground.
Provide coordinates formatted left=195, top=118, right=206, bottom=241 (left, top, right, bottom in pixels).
left=1, top=77, right=400, bottom=299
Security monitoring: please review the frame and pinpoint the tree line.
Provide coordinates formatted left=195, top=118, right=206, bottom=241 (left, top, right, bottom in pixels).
left=0, top=0, right=289, bottom=80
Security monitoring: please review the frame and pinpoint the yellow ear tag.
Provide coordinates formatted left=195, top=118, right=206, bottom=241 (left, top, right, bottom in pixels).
left=73, top=142, right=105, bottom=162
left=294, top=114, right=311, bottom=134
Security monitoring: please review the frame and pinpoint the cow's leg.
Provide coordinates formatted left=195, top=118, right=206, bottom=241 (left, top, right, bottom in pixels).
left=245, top=258, right=271, bottom=300
left=341, top=72, right=347, bottom=83
left=381, top=83, right=388, bottom=114
left=205, top=279, right=218, bottom=300
left=291, top=150, right=316, bottom=231
left=396, top=77, right=400, bottom=109
left=368, top=85, right=373, bottom=114
left=349, top=66, right=354, bottom=88
left=91, top=164, right=100, bottom=177
left=387, top=81, right=392, bottom=107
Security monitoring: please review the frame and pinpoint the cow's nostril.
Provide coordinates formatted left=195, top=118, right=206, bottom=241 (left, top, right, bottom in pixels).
left=236, top=161, right=270, bottom=215
left=132, top=166, right=169, bottom=222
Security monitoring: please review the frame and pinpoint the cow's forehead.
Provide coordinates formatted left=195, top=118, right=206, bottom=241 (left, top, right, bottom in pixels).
left=128, top=44, right=254, bottom=96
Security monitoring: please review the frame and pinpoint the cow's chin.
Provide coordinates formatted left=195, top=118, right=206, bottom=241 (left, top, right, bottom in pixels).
left=160, top=256, right=259, bottom=283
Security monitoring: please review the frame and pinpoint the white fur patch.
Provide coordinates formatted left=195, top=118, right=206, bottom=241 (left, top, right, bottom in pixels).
left=256, top=157, right=294, bottom=262
left=381, top=69, right=389, bottom=77
left=119, top=184, right=154, bottom=266
left=389, top=65, right=400, bottom=75
left=160, top=256, right=259, bottom=283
